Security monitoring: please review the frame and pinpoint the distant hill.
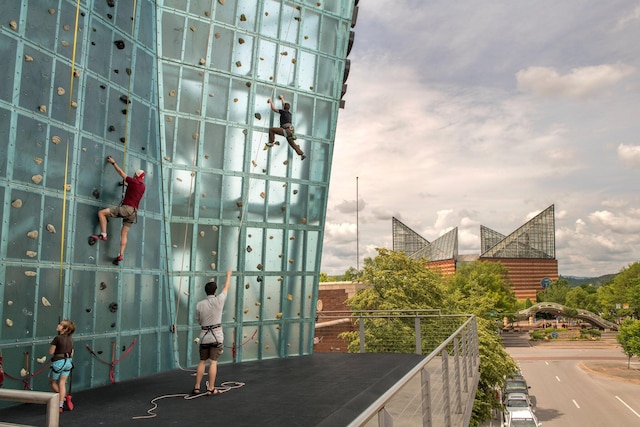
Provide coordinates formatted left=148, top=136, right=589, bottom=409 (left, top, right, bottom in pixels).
left=560, top=274, right=617, bottom=288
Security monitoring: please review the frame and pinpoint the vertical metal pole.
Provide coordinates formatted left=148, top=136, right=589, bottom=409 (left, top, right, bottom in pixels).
left=356, top=176, right=359, bottom=272
left=422, top=368, right=432, bottom=427
left=415, top=315, right=422, bottom=355
left=442, top=350, right=451, bottom=427
left=359, top=314, right=365, bottom=353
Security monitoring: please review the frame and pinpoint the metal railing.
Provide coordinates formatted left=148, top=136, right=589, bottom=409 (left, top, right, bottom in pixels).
left=316, top=311, right=480, bottom=426
left=0, top=389, right=59, bottom=426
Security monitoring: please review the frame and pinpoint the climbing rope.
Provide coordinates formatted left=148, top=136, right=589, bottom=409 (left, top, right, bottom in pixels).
left=85, top=339, right=137, bottom=384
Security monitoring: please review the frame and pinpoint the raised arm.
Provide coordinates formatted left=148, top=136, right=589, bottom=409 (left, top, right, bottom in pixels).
left=222, top=269, right=232, bottom=294
left=107, top=156, right=127, bottom=180
left=267, top=98, right=279, bottom=113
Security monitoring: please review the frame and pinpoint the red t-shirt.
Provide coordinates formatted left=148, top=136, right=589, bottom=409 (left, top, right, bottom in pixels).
left=122, top=176, right=146, bottom=209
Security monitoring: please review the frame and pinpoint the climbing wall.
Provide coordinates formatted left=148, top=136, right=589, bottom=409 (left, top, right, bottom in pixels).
left=0, top=0, right=355, bottom=398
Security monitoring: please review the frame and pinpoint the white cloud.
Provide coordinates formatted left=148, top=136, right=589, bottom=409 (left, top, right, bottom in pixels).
left=516, top=64, right=636, bottom=98
left=617, top=144, right=640, bottom=168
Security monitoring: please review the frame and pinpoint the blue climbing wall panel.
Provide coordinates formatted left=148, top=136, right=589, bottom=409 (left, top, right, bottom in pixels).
left=0, top=0, right=354, bottom=398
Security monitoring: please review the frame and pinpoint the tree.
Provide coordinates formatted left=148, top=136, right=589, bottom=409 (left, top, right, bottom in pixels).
left=319, top=272, right=329, bottom=282
left=616, top=319, right=640, bottom=368
left=537, top=278, right=571, bottom=304
left=341, top=250, right=519, bottom=426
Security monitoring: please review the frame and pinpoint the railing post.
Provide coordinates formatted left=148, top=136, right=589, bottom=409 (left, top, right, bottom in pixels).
left=442, top=349, right=451, bottom=427
left=422, top=367, right=432, bottom=427
left=454, top=337, right=462, bottom=414
left=415, top=315, right=422, bottom=355
left=461, top=327, right=469, bottom=393
left=359, top=314, right=366, bottom=353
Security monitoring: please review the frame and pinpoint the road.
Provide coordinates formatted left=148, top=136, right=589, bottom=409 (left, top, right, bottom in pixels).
left=502, top=334, right=640, bottom=427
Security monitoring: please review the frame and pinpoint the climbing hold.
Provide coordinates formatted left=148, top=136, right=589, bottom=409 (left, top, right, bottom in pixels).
left=251, top=160, right=257, bottom=168
left=11, top=199, right=22, bottom=208
left=254, top=113, right=261, bottom=120
left=293, top=189, right=298, bottom=195
left=4, top=319, right=13, bottom=328
left=169, top=89, right=176, bottom=97
left=74, top=69, right=80, bottom=77
left=27, top=230, right=38, bottom=239
left=194, top=337, right=200, bottom=344
left=38, top=105, right=47, bottom=113
left=247, top=245, right=252, bottom=252
left=86, top=308, right=92, bottom=312
left=109, top=302, right=118, bottom=313
left=211, top=250, right=217, bottom=256
left=214, top=32, right=221, bottom=39
left=25, top=271, right=36, bottom=277
left=41, top=297, right=51, bottom=307
left=260, top=192, right=265, bottom=199
left=257, top=263, right=263, bottom=270
left=111, top=323, right=116, bottom=328
left=24, top=55, right=33, bottom=62
left=257, top=277, right=263, bottom=282
left=120, top=137, right=125, bottom=143
left=199, top=58, right=206, bottom=65
left=282, top=183, right=287, bottom=187
left=292, top=58, right=297, bottom=64
left=192, top=132, right=199, bottom=140
left=176, top=177, right=182, bottom=182
left=126, top=68, right=131, bottom=76
left=34, top=157, right=43, bottom=165
left=100, top=282, right=107, bottom=290
left=242, top=129, right=248, bottom=135
left=20, top=368, right=27, bottom=377
left=107, top=14, right=113, bottom=19
left=65, top=184, right=71, bottom=191
left=276, top=313, right=283, bottom=319
left=119, top=95, right=129, bottom=104
left=204, top=11, right=210, bottom=17
left=281, top=205, right=286, bottom=212
left=7, top=301, right=13, bottom=306
left=244, top=308, right=249, bottom=314
left=245, top=82, right=251, bottom=88
left=107, top=0, right=115, bottom=7
left=71, top=101, right=78, bottom=108
left=92, top=189, right=100, bottom=198
left=63, top=24, right=70, bottom=31
left=121, top=109, right=127, bottom=115
left=235, top=61, right=242, bottom=68
left=210, top=263, right=216, bottom=270
left=114, top=40, right=125, bottom=49
left=239, top=38, right=245, bottom=45
left=255, top=302, right=261, bottom=306
left=172, top=244, right=177, bottom=248
left=283, top=160, right=289, bottom=166
left=301, top=218, right=307, bottom=224
left=277, top=277, right=283, bottom=282
left=57, top=87, right=65, bottom=97
left=48, top=8, right=56, bottom=15
left=289, top=236, right=296, bottom=240
left=37, top=356, right=47, bottom=364
left=51, top=135, right=61, bottom=144
left=9, top=20, right=17, bottom=30
left=46, top=224, right=56, bottom=233
left=199, top=230, right=205, bottom=237
left=281, top=51, right=288, bottom=56
left=289, top=259, right=294, bottom=264
left=287, top=294, right=293, bottom=301
left=61, top=41, right=69, bottom=47
left=240, top=14, right=247, bottom=22
left=26, top=251, right=37, bottom=258
left=236, top=201, right=243, bottom=208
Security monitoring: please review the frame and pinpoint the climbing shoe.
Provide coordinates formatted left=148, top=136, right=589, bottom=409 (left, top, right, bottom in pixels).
left=265, top=141, right=275, bottom=147
left=300, top=155, right=306, bottom=161
left=112, top=255, right=123, bottom=265
left=91, top=234, right=107, bottom=241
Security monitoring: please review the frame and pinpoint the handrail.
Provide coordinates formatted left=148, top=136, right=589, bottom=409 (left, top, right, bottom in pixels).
left=0, top=389, right=59, bottom=427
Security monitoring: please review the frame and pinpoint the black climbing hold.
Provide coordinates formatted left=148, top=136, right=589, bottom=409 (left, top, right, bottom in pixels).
left=107, top=0, right=115, bottom=7
left=108, top=125, right=115, bottom=132
left=109, top=302, right=118, bottom=312
left=254, top=113, right=261, bottom=120
left=111, top=323, right=116, bottom=328
left=119, top=95, right=129, bottom=104
left=121, top=109, right=127, bottom=115
left=247, top=245, right=252, bottom=252
left=86, top=308, right=92, bottom=312
left=88, top=236, right=97, bottom=245
left=100, top=85, right=106, bottom=89
left=125, top=68, right=131, bottom=76
left=141, top=147, right=145, bottom=151
left=107, top=13, right=113, bottom=19
left=91, top=41, right=96, bottom=46
left=92, top=189, right=100, bottom=199
left=97, top=350, right=103, bottom=355
left=120, top=137, right=126, bottom=143
left=114, top=40, right=125, bottom=50
left=100, top=282, right=107, bottom=290
left=257, top=276, right=263, bottom=282
left=122, top=345, right=126, bottom=352
left=114, top=69, right=119, bottom=74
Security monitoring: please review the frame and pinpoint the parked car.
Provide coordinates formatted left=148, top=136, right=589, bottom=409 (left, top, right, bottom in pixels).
left=504, top=377, right=530, bottom=396
left=504, top=408, right=541, bottom=427
left=504, top=392, right=533, bottom=413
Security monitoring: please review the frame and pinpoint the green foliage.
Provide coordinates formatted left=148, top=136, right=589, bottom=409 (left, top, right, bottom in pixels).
left=319, top=272, right=329, bottom=282
left=341, top=249, right=519, bottom=426
left=617, top=319, right=640, bottom=368
left=537, top=278, right=571, bottom=304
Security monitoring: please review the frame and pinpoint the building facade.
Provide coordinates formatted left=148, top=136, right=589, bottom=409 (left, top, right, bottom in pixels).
left=392, top=205, right=558, bottom=301
left=0, top=0, right=357, bottom=394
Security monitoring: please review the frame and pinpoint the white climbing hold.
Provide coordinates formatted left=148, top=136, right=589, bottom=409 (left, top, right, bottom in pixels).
left=34, top=157, right=43, bottom=165
left=47, top=224, right=56, bottom=233
left=6, top=318, right=13, bottom=327
left=194, top=337, right=200, bottom=344
left=26, top=251, right=37, bottom=258
left=11, top=199, right=22, bottom=208
left=37, top=356, right=47, bottom=364
left=20, top=368, right=28, bottom=377
left=192, top=133, right=199, bottom=140
left=199, top=230, right=205, bottom=237
left=38, top=105, right=47, bottom=113
left=25, top=55, right=33, bottom=62
left=7, top=301, right=13, bottom=306
left=10, top=20, right=18, bottom=30
left=199, top=58, right=206, bottom=65
left=287, top=294, right=293, bottom=301
left=41, top=297, right=51, bottom=307
left=57, top=87, right=65, bottom=96
left=172, top=244, right=177, bottom=248
left=25, top=271, right=36, bottom=277
left=210, top=263, right=216, bottom=270
left=211, top=250, right=217, bottom=256
left=27, top=230, right=38, bottom=239
left=32, top=174, right=43, bottom=184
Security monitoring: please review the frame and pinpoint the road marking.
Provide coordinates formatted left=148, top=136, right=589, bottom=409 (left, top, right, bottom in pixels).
left=572, top=399, right=580, bottom=408
left=616, top=396, right=640, bottom=418
left=555, top=376, right=561, bottom=382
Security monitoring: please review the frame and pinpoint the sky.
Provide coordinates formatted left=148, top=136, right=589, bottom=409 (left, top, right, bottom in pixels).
left=321, top=0, right=640, bottom=278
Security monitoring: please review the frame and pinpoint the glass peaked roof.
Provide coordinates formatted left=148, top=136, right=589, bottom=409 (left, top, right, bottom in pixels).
left=480, top=205, right=556, bottom=259
left=392, top=217, right=458, bottom=262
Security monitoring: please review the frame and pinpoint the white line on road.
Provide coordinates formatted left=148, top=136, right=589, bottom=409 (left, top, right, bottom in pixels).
left=555, top=376, right=561, bottom=382
left=616, top=396, right=640, bottom=418
left=573, top=399, right=580, bottom=408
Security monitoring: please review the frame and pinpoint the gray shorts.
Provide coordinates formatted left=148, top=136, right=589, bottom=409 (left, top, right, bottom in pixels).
left=199, top=343, right=223, bottom=361
left=108, top=205, right=137, bottom=227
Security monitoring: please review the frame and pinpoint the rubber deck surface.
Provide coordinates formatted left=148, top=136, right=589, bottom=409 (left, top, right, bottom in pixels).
left=0, top=352, right=424, bottom=427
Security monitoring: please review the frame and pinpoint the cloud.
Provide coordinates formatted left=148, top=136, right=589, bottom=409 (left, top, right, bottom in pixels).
left=617, top=144, right=640, bottom=168
left=516, top=64, right=636, bottom=98
left=614, top=5, right=640, bottom=30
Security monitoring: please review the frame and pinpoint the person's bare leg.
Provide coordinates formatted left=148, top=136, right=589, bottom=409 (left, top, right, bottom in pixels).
left=207, top=361, right=218, bottom=393
left=194, top=360, right=206, bottom=392
left=119, top=226, right=130, bottom=257
left=97, top=208, right=111, bottom=235
left=58, top=376, right=68, bottom=404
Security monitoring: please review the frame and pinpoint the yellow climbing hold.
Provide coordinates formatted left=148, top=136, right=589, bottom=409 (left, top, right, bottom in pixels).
left=27, top=230, right=38, bottom=239
left=287, top=294, right=293, bottom=301
left=11, top=199, right=22, bottom=208
left=26, top=251, right=37, bottom=258
left=25, top=271, right=37, bottom=277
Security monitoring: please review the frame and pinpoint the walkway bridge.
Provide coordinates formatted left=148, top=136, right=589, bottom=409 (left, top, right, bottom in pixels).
left=516, top=302, right=618, bottom=331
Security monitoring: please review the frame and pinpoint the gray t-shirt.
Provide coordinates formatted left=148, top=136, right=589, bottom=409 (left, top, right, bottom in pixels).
left=196, top=292, right=227, bottom=344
